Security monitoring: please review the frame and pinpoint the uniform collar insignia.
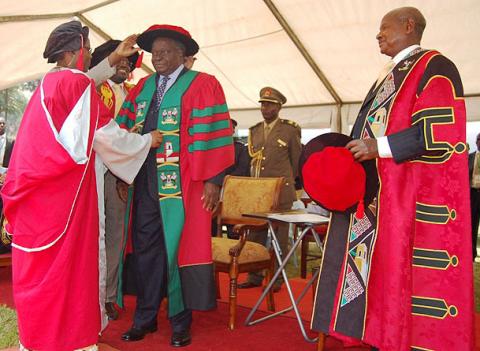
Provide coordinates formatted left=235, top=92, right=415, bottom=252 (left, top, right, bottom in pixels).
left=398, top=59, right=414, bottom=71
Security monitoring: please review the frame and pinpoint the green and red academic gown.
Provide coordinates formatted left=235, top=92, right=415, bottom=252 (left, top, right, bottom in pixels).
left=311, top=50, right=473, bottom=350
left=116, top=69, right=234, bottom=316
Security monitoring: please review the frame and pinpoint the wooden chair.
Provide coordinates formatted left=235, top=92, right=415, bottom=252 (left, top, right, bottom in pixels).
left=0, top=253, right=11, bottom=267
left=211, top=175, right=284, bottom=330
left=0, top=215, right=11, bottom=267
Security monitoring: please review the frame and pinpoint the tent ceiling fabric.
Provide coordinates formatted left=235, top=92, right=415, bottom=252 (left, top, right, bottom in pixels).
left=1, top=0, right=480, bottom=128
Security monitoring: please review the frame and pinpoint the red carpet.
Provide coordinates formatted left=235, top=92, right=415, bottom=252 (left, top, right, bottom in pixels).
left=1, top=267, right=479, bottom=350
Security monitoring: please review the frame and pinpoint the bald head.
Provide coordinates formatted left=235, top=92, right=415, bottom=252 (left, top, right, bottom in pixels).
left=387, top=7, right=426, bottom=40
left=376, top=7, right=426, bottom=57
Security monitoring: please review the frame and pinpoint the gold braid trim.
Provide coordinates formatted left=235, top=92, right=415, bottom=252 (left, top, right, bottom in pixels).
left=247, top=130, right=263, bottom=178
left=0, top=216, right=11, bottom=246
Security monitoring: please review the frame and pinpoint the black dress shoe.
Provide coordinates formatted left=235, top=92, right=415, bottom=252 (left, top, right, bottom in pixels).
left=105, top=302, right=119, bottom=320
left=171, top=330, right=192, bottom=347
left=237, top=281, right=262, bottom=289
left=121, top=325, right=158, bottom=341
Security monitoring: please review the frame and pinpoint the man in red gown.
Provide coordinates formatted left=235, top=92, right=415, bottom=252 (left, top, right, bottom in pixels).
left=311, top=7, right=473, bottom=350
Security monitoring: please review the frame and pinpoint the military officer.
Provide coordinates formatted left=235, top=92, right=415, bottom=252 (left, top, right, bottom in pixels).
left=238, top=86, right=302, bottom=292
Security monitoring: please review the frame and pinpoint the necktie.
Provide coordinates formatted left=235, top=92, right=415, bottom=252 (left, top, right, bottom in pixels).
left=264, top=124, right=271, bottom=140
left=111, top=83, right=124, bottom=116
left=155, top=76, right=170, bottom=111
left=0, top=135, right=5, bottom=164
left=473, top=153, right=480, bottom=188
left=375, top=60, right=395, bottom=88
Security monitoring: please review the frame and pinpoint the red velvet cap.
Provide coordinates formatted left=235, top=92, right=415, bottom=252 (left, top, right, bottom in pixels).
left=303, top=147, right=365, bottom=217
left=137, top=24, right=199, bottom=55
left=299, top=133, right=378, bottom=218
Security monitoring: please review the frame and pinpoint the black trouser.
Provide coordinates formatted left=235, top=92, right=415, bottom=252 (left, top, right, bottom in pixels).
left=471, top=188, right=480, bottom=259
left=131, top=157, right=192, bottom=332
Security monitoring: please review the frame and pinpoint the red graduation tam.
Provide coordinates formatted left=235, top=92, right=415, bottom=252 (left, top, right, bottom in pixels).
left=300, top=133, right=378, bottom=219
left=137, top=24, right=199, bottom=56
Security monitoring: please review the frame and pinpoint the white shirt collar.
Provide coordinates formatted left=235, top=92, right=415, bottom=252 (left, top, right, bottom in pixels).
left=158, top=64, right=184, bottom=84
left=392, top=44, right=421, bottom=64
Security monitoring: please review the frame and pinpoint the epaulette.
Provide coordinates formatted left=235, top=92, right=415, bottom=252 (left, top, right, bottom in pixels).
left=250, top=121, right=263, bottom=130
left=280, top=119, right=300, bottom=129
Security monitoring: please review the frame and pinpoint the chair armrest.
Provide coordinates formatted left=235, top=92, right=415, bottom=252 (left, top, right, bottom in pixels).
left=228, top=223, right=269, bottom=257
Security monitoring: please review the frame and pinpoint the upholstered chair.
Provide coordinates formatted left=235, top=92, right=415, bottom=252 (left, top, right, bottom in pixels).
left=212, top=175, right=284, bottom=330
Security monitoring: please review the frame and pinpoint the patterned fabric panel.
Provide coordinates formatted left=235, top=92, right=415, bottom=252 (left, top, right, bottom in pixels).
left=220, top=177, right=282, bottom=220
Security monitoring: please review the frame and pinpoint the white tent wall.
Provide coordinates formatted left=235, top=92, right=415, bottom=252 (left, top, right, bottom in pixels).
left=1, top=0, right=480, bottom=132
left=231, top=104, right=344, bottom=130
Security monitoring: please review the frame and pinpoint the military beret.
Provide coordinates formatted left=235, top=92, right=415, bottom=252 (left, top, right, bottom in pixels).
left=259, top=87, right=287, bottom=105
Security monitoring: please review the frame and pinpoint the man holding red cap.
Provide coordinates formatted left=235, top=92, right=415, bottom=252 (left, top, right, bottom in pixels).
left=116, top=24, right=234, bottom=347
left=311, top=7, right=473, bottom=351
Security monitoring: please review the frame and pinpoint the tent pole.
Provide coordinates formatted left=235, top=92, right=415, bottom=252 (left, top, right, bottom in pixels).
left=77, top=14, right=154, bottom=75
left=0, top=1, right=119, bottom=23
left=330, top=103, right=342, bottom=133
left=262, top=0, right=342, bottom=108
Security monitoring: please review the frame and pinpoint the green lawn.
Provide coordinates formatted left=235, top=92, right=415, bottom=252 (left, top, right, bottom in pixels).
left=0, top=304, right=18, bottom=348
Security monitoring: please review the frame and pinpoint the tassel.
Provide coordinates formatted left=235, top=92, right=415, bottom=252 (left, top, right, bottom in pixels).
left=76, top=34, right=84, bottom=71
left=135, top=51, right=144, bottom=68
left=355, top=199, right=364, bottom=220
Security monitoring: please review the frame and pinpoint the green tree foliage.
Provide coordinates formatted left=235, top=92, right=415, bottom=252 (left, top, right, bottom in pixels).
left=0, top=80, right=39, bottom=137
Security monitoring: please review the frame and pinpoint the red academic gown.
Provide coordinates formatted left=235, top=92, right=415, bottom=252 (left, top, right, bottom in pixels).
left=311, top=50, right=473, bottom=350
left=2, top=69, right=110, bottom=351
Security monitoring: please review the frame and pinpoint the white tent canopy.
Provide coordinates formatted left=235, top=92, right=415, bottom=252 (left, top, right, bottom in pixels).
left=1, top=0, right=480, bottom=131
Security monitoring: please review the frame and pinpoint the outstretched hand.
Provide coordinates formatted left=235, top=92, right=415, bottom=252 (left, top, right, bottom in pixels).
left=108, top=34, right=140, bottom=66
left=346, top=138, right=379, bottom=162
